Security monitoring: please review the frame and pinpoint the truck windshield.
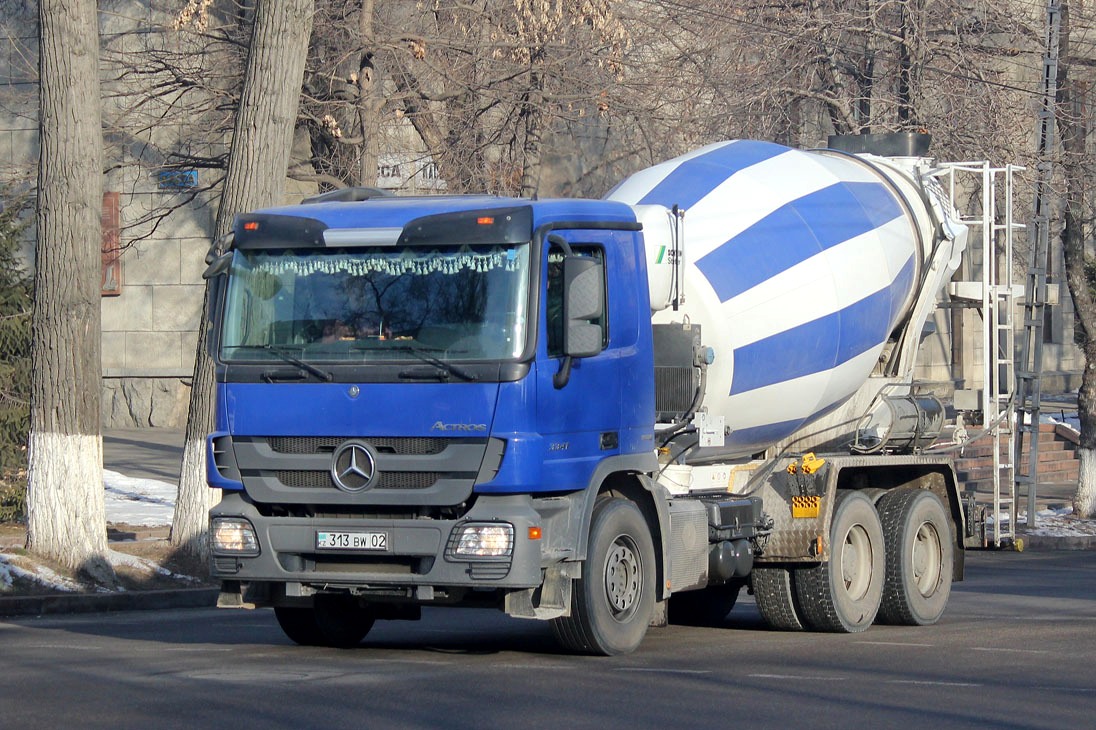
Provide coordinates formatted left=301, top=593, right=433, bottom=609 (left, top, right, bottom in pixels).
left=218, top=243, right=531, bottom=363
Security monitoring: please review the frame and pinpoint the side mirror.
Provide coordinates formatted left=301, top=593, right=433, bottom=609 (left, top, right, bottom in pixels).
left=203, top=252, right=232, bottom=280
left=562, top=255, right=605, bottom=358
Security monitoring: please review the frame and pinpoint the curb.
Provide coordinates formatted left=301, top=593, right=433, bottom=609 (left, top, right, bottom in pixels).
left=1018, top=534, right=1096, bottom=551
left=0, top=587, right=218, bottom=618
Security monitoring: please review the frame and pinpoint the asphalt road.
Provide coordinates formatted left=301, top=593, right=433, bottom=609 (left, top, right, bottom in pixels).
left=1, top=551, right=1092, bottom=730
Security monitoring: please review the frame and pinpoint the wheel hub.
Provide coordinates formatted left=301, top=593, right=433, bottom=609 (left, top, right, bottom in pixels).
left=912, top=521, right=943, bottom=597
left=840, top=524, right=873, bottom=601
left=604, top=538, right=641, bottom=616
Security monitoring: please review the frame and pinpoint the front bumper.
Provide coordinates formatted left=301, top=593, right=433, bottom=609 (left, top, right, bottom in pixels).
left=209, top=492, right=546, bottom=597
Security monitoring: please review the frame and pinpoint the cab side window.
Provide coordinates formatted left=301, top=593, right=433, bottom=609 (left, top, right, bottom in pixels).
left=546, top=246, right=606, bottom=357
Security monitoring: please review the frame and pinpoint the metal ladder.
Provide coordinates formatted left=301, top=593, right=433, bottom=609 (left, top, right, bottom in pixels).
left=943, top=162, right=1024, bottom=546
left=1014, top=0, right=1061, bottom=530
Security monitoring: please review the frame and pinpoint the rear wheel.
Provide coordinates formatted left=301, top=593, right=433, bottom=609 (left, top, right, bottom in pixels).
left=552, top=498, right=656, bottom=656
left=274, top=593, right=376, bottom=648
left=876, top=487, right=953, bottom=625
left=794, top=490, right=884, bottom=632
left=751, top=567, right=804, bottom=631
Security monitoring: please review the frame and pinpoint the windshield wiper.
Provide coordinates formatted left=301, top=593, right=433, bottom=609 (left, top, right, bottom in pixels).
left=228, top=344, right=333, bottom=382
left=391, top=346, right=478, bottom=382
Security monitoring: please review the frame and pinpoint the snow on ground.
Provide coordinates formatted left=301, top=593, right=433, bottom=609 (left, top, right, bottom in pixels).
left=1022, top=507, right=1096, bottom=537
left=103, top=469, right=176, bottom=527
left=0, top=554, right=86, bottom=593
left=1, top=471, right=178, bottom=592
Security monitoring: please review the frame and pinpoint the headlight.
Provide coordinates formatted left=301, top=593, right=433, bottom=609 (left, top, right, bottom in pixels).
left=448, top=523, right=514, bottom=559
left=211, top=517, right=260, bottom=556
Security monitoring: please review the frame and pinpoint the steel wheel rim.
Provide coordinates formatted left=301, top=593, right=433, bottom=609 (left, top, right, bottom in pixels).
left=841, top=524, right=873, bottom=601
left=912, top=520, right=943, bottom=597
left=604, top=535, right=641, bottom=619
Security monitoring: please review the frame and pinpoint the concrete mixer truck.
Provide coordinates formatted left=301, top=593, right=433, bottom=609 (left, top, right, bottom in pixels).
left=203, top=134, right=980, bottom=655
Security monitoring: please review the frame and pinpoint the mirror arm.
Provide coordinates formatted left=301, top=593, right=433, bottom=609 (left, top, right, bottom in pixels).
left=547, top=233, right=573, bottom=256
left=553, top=355, right=573, bottom=389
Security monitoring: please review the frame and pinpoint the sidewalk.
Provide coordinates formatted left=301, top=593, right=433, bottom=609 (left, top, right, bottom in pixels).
left=103, top=427, right=186, bottom=485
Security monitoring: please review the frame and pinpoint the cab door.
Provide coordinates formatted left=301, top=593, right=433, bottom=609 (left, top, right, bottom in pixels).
left=535, top=234, right=623, bottom=492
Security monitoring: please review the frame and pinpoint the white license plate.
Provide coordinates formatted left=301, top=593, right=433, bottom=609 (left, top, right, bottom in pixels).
left=316, top=531, right=388, bottom=551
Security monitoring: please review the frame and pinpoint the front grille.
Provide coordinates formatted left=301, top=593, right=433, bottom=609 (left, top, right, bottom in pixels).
left=236, top=435, right=487, bottom=506
left=268, top=436, right=453, bottom=455
left=275, top=470, right=445, bottom=490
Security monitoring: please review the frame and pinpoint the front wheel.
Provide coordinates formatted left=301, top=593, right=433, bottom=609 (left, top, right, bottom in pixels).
left=552, top=498, right=656, bottom=656
left=876, top=487, right=954, bottom=625
left=274, top=593, right=376, bottom=648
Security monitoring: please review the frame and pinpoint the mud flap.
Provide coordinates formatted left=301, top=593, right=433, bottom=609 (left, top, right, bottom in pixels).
left=505, top=564, right=575, bottom=620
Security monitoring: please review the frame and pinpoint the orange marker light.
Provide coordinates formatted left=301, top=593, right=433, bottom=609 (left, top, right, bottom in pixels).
left=243, top=221, right=260, bottom=231
left=528, top=526, right=542, bottom=541
left=476, top=216, right=495, bottom=226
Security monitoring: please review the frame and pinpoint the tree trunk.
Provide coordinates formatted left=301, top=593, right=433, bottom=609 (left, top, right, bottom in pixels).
left=357, top=0, right=380, bottom=186
left=172, top=0, right=316, bottom=559
left=1056, top=1, right=1096, bottom=519
left=27, top=0, right=112, bottom=582
left=519, top=62, right=545, bottom=197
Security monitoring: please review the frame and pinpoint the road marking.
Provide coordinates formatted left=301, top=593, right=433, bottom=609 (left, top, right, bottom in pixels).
left=748, top=673, right=847, bottom=681
left=885, top=679, right=982, bottom=688
left=1028, top=685, right=1096, bottom=694
left=971, top=647, right=1051, bottom=655
left=855, top=640, right=935, bottom=647
left=618, top=668, right=712, bottom=675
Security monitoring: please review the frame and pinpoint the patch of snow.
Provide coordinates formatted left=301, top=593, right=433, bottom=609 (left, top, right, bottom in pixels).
left=0, top=553, right=82, bottom=592
left=983, top=506, right=1096, bottom=537
left=1024, top=507, right=1096, bottom=537
left=107, top=549, right=199, bottom=584
left=104, top=469, right=175, bottom=526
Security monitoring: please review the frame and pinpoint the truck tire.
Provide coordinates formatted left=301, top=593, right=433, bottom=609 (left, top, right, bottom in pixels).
left=274, top=594, right=376, bottom=648
left=876, top=487, right=953, bottom=625
left=551, top=498, right=656, bottom=656
left=668, top=581, right=742, bottom=626
left=794, top=490, right=884, bottom=632
left=751, top=567, right=804, bottom=631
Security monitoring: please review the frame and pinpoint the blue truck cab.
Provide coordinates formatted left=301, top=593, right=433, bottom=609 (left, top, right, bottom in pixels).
left=204, top=194, right=684, bottom=654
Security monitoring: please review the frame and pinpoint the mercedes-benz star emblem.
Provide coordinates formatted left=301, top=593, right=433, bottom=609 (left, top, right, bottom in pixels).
left=330, top=441, right=377, bottom=493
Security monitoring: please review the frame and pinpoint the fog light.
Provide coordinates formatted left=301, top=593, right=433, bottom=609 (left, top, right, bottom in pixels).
left=450, top=523, right=514, bottom=559
left=211, top=517, right=260, bottom=556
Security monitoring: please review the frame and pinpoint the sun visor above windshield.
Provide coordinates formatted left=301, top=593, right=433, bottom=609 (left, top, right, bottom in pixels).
left=233, top=213, right=329, bottom=249
left=398, top=206, right=533, bottom=246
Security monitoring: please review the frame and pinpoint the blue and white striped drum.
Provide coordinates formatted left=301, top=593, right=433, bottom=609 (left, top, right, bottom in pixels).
left=609, top=140, right=940, bottom=457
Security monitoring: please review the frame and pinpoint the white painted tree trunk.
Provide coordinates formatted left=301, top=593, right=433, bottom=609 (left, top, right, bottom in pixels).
left=170, top=438, right=219, bottom=557
left=27, top=0, right=112, bottom=581
left=1075, top=447, right=1096, bottom=518
left=26, top=432, right=110, bottom=579
left=171, top=0, right=315, bottom=560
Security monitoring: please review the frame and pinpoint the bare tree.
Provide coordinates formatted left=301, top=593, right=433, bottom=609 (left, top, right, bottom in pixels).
left=172, top=0, right=316, bottom=559
left=99, top=2, right=254, bottom=246
left=27, top=0, right=112, bottom=581
left=371, top=0, right=630, bottom=196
